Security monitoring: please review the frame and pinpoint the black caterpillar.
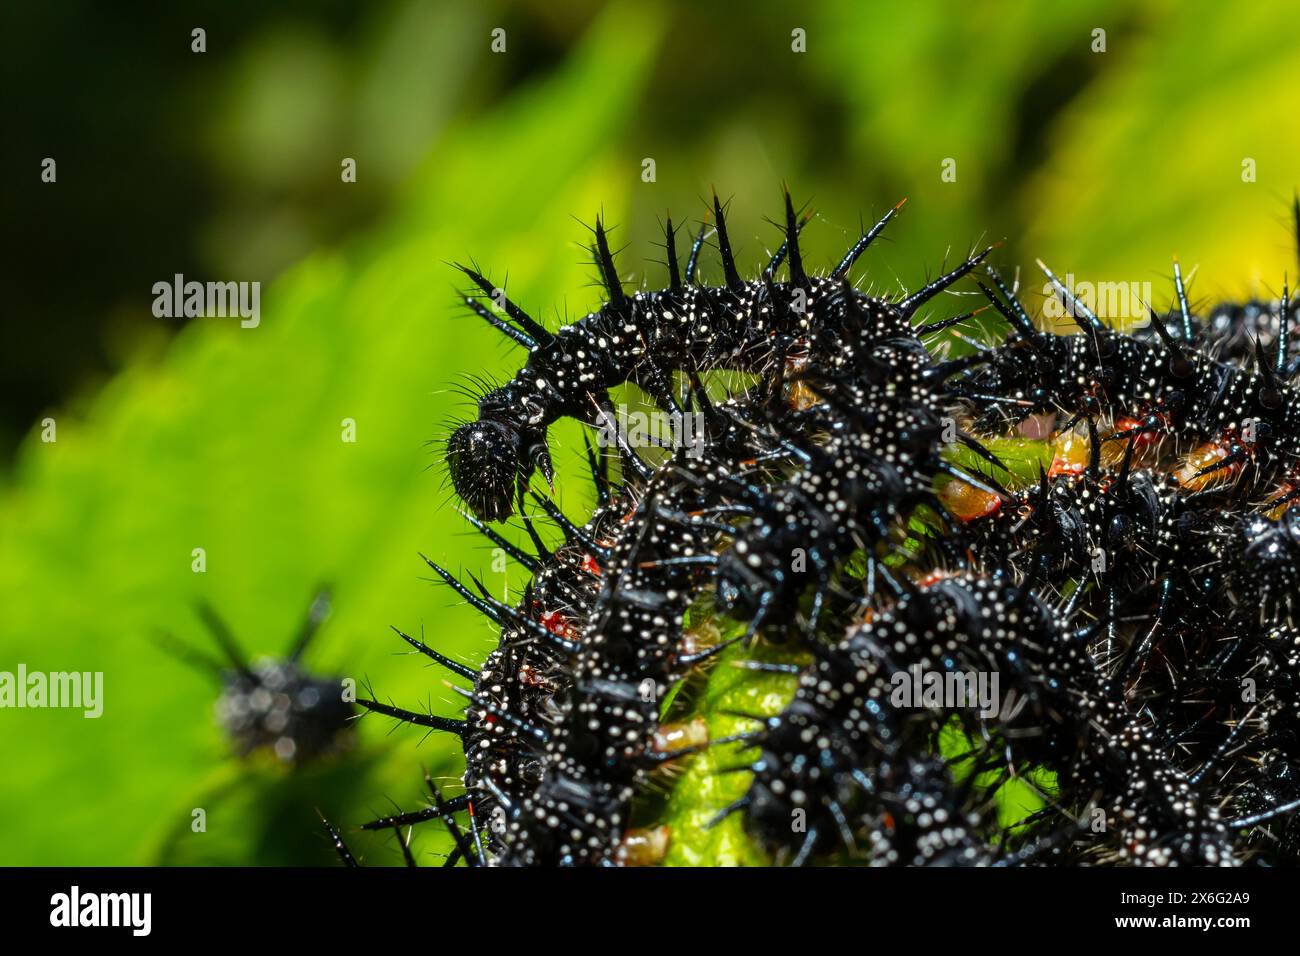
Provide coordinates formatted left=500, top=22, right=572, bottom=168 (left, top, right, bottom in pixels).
left=736, top=571, right=1240, bottom=865
left=960, top=264, right=1300, bottom=501
left=336, top=192, right=1300, bottom=867
left=445, top=192, right=991, bottom=522
left=162, top=590, right=355, bottom=765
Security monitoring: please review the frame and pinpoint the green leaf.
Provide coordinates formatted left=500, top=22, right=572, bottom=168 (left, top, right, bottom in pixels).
left=656, top=638, right=807, bottom=867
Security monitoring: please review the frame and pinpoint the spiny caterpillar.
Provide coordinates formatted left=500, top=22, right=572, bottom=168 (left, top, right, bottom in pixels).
left=338, top=191, right=1300, bottom=866
left=161, top=590, right=355, bottom=765
left=444, top=192, right=988, bottom=522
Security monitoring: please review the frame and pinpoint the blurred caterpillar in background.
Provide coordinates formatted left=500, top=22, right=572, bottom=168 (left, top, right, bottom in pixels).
left=162, top=589, right=355, bottom=766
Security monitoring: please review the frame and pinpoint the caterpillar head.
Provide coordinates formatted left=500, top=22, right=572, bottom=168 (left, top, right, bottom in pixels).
left=448, top=420, right=520, bottom=521
left=448, top=418, right=554, bottom=522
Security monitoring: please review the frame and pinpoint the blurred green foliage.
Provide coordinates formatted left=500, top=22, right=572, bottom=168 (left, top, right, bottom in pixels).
left=2, top=0, right=1298, bottom=865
